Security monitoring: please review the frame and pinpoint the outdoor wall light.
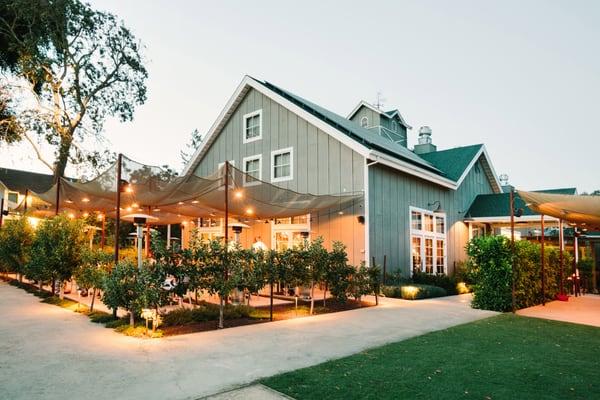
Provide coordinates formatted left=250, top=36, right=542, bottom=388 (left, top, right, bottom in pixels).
left=357, top=215, right=365, bottom=224
left=300, top=231, right=309, bottom=239
left=428, top=200, right=444, bottom=213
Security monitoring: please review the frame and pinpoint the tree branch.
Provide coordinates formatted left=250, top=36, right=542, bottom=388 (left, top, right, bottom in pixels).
left=23, top=131, right=54, bottom=171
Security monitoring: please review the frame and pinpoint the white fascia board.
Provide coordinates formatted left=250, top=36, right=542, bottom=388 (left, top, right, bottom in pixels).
left=347, top=101, right=412, bottom=129
left=454, top=145, right=503, bottom=194
left=469, top=215, right=559, bottom=223
left=368, top=150, right=457, bottom=190
left=181, top=77, right=252, bottom=176
left=246, top=78, right=371, bottom=158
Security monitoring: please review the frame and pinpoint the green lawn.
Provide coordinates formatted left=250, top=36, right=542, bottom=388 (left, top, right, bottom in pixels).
left=262, top=314, right=599, bottom=400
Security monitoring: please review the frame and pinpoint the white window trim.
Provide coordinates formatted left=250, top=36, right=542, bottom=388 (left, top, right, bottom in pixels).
left=360, top=116, right=369, bottom=128
left=270, top=147, right=293, bottom=183
left=242, top=154, right=262, bottom=187
left=242, top=109, right=262, bottom=144
left=409, top=206, right=447, bottom=275
left=271, top=214, right=310, bottom=251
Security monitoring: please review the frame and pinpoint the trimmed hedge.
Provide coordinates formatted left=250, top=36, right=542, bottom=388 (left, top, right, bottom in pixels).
left=411, top=271, right=469, bottom=295
left=466, top=235, right=573, bottom=312
left=161, top=303, right=253, bottom=326
left=382, top=284, right=447, bottom=300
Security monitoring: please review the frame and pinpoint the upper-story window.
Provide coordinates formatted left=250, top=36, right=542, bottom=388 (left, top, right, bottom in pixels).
left=243, top=154, right=262, bottom=186
left=271, top=147, right=293, bottom=182
left=392, top=121, right=398, bottom=131
left=7, top=191, right=19, bottom=204
left=360, top=116, right=368, bottom=128
left=243, top=109, right=262, bottom=143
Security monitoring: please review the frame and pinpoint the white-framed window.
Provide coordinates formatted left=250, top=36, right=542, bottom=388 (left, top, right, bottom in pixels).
left=197, top=217, right=224, bottom=243
left=410, top=206, right=447, bottom=275
left=392, top=120, right=398, bottom=131
left=7, top=191, right=19, bottom=205
left=243, top=109, right=262, bottom=143
left=242, top=154, right=262, bottom=186
left=271, top=214, right=310, bottom=251
left=360, top=116, right=369, bottom=128
left=271, top=147, right=293, bottom=183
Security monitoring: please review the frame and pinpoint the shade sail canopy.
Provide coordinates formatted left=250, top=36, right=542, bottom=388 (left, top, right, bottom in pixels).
left=19, top=155, right=363, bottom=224
left=517, top=190, right=600, bottom=229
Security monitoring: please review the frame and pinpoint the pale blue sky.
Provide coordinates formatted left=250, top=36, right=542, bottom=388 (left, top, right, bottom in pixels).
left=3, top=0, right=599, bottom=192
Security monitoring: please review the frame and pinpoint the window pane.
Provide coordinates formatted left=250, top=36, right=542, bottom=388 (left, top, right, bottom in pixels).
left=292, top=232, right=305, bottom=248
left=424, top=214, right=434, bottom=232
left=411, top=236, right=422, bottom=273
left=436, top=240, right=445, bottom=274
left=436, top=216, right=445, bottom=234
left=291, top=215, right=308, bottom=224
left=425, top=238, right=433, bottom=274
left=411, top=211, right=422, bottom=230
left=8, top=192, right=18, bottom=203
left=245, top=159, right=260, bottom=180
left=276, top=232, right=289, bottom=251
left=245, top=114, right=260, bottom=139
left=274, top=217, right=291, bottom=225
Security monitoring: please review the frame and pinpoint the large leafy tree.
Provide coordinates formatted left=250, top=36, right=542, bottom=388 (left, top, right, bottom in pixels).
left=0, top=0, right=147, bottom=180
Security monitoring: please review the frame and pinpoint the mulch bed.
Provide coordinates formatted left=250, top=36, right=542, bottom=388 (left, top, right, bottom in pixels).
left=161, top=298, right=375, bottom=337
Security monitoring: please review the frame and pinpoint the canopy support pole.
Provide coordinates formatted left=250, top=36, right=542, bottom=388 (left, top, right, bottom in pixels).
left=100, top=215, right=106, bottom=248
left=573, top=231, right=579, bottom=296
left=167, top=224, right=171, bottom=249
left=541, top=214, right=545, bottom=306
left=559, top=219, right=564, bottom=295
left=114, top=153, right=122, bottom=265
left=510, top=189, right=516, bottom=313
left=55, top=178, right=60, bottom=215
left=23, top=189, right=28, bottom=213
left=0, top=198, right=4, bottom=228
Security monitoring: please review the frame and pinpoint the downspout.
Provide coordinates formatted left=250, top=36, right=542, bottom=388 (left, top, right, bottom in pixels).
left=364, top=159, right=379, bottom=266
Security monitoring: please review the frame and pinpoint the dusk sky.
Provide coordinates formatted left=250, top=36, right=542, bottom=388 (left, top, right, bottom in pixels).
left=2, top=0, right=599, bottom=192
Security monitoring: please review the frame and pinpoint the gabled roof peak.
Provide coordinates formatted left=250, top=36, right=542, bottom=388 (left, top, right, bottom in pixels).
left=347, top=100, right=412, bottom=129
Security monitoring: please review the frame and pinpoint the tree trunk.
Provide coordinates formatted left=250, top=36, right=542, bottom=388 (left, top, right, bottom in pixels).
left=195, top=290, right=198, bottom=307
left=39, top=281, right=43, bottom=291
left=18, top=273, right=23, bottom=283
left=112, top=307, right=117, bottom=318
left=310, top=281, right=315, bottom=315
left=323, top=282, right=328, bottom=307
left=59, top=282, right=64, bottom=300
left=51, top=279, right=56, bottom=296
left=129, top=311, right=135, bottom=327
left=218, top=296, right=224, bottom=329
left=90, top=288, right=96, bottom=312
left=52, top=134, right=73, bottom=183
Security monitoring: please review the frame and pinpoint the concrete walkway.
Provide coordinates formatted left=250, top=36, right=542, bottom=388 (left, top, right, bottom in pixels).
left=517, top=294, right=600, bottom=327
left=0, top=281, right=496, bottom=400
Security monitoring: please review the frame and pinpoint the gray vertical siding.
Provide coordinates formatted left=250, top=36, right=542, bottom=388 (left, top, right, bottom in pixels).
left=368, top=157, right=494, bottom=276
left=349, top=106, right=380, bottom=128
left=193, top=88, right=366, bottom=264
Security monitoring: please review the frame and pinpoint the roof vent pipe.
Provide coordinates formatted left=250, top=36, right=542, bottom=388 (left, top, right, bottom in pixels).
left=413, top=126, right=437, bottom=154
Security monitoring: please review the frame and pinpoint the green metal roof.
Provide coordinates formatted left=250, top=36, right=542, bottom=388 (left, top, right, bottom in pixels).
left=419, top=144, right=483, bottom=182
left=259, top=80, right=440, bottom=173
left=467, top=188, right=578, bottom=218
left=254, top=78, right=491, bottom=186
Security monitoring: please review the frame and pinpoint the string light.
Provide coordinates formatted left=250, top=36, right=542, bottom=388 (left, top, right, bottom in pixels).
left=82, top=198, right=90, bottom=203
left=234, top=190, right=243, bottom=199
left=245, top=208, right=254, bottom=215
left=125, top=185, right=133, bottom=193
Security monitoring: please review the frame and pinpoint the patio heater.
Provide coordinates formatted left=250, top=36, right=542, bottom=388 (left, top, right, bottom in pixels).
left=122, top=213, right=158, bottom=270
left=230, top=221, right=250, bottom=244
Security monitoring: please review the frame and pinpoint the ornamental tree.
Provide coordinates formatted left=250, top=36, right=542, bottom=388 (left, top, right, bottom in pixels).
left=0, top=0, right=147, bottom=180
left=28, top=214, right=87, bottom=298
left=0, top=217, right=34, bottom=281
left=75, top=249, right=111, bottom=311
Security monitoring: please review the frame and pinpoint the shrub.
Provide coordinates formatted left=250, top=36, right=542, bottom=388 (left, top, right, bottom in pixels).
left=466, top=236, right=571, bottom=312
left=115, top=325, right=163, bottom=338
left=27, top=214, right=87, bottom=298
left=0, top=217, right=34, bottom=279
left=105, top=318, right=128, bottom=328
left=412, top=271, right=462, bottom=295
left=88, top=311, right=116, bottom=324
left=161, top=303, right=253, bottom=327
left=382, top=284, right=447, bottom=300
